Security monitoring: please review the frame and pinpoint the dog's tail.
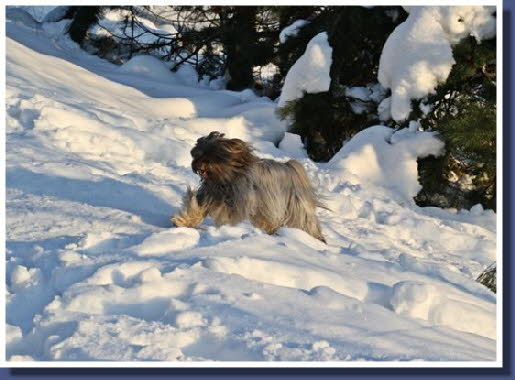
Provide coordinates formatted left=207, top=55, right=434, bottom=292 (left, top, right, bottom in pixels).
left=171, top=186, right=207, bottom=228
left=286, top=160, right=331, bottom=212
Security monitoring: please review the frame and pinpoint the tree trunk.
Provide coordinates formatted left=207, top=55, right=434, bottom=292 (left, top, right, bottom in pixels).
left=222, top=6, right=257, bottom=91
left=67, top=6, right=102, bottom=44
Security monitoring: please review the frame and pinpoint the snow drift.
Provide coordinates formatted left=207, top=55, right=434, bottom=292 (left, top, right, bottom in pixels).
left=328, top=126, right=445, bottom=202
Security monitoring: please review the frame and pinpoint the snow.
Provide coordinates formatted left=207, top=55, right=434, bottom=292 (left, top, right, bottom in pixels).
left=378, top=6, right=496, bottom=122
left=5, top=8, right=497, bottom=363
left=90, top=8, right=177, bottom=48
left=120, top=56, right=199, bottom=89
left=345, top=86, right=372, bottom=101
left=345, top=84, right=389, bottom=118
left=279, top=19, right=309, bottom=44
left=134, top=228, right=201, bottom=256
left=119, top=55, right=178, bottom=81
left=377, top=97, right=392, bottom=121
left=175, top=64, right=199, bottom=87
left=278, top=132, right=308, bottom=159
left=277, top=32, right=333, bottom=108
left=328, top=126, right=445, bottom=202
left=404, top=6, right=496, bottom=43
left=11, top=6, right=62, bottom=22
left=253, top=62, right=280, bottom=86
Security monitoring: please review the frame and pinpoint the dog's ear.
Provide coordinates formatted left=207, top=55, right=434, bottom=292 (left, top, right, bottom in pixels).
left=195, top=131, right=224, bottom=146
left=207, top=131, right=225, bottom=140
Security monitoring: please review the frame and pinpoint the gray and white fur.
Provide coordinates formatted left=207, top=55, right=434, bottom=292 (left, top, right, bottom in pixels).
left=172, top=131, right=326, bottom=242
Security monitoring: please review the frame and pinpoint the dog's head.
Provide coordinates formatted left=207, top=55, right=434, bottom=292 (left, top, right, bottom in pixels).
left=191, top=131, right=257, bottom=184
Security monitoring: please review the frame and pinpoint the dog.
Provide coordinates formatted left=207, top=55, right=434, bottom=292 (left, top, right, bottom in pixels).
left=172, top=131, right=326, bottom=242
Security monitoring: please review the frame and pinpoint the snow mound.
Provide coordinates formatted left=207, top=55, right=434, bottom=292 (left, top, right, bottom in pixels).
left=278, top=132, right=308, bottom=159
left=378, top=6, right=496, bottom=121
left=134, top=228, right=201, bottom=256
left=277, top=32, right=333, bottom=108
left=328, top=126, right=445, bottom=201
left=119, top=55, right=177, bottom=82
left=175, top=64, right=199, bottom=87
left=390, top=281, right=495, bottom=339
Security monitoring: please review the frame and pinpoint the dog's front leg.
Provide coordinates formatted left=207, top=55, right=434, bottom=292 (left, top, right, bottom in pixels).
left=171, top=186, right=207, bottom=228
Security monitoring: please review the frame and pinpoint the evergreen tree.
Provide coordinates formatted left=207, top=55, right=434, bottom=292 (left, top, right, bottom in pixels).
left=165, top=6, right=277, bottom=89
left=272, top=6, right=324, bottom=79
left=65, top=6, right=103, bottom=44
left=221, top=6, right=260, bottom=91
left=64, top=6, right=496, bottom=212
left=277, top=6, right=406, bottom=161
left=413, top=35, right=496, bottom=210
left=477, top=263, right=496, bottom=293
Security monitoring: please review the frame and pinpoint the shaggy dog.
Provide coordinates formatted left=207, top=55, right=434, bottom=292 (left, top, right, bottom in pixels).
left=172, top=131, right=326, bottom=242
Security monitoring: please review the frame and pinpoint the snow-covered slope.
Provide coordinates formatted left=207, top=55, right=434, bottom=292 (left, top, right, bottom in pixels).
left=5, top=11, right=497, bottom=362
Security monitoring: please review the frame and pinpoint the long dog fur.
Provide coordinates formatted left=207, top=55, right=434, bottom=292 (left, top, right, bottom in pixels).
left=172, top=132, right=326, bottom=242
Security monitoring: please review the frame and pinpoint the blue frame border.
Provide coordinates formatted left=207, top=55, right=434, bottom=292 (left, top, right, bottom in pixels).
left=1, top=4, right=512, bottom=380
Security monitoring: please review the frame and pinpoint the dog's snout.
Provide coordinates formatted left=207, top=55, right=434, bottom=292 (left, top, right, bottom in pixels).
left=192, top=159, right=208, bottom=179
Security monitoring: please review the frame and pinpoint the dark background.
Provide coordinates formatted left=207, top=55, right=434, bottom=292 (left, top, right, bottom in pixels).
left=1, top=2, right=513, bottom=379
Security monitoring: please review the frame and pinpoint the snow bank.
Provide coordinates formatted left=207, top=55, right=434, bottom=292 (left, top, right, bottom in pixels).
left=378, top=6, right=496, bottom=121
left=329, top=126, right=444, bottom=201
left=134, top=228, right=200, bottom=256
left=175, top=64, right=199, bottom=87
left=6, top=35, right=286, bottom=169
left=390, top=280, right=495, bottom=339
left=120, top=56, right=199, bottom=87
left=277, top=32, right=333, bottom=108
left=278, top=132, right=308, bottom=159
left=279, top=19, right=309, bottom=43
left=13, top=6, right=62, bottom=22
left=119, top=55, right=177, bottom=82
